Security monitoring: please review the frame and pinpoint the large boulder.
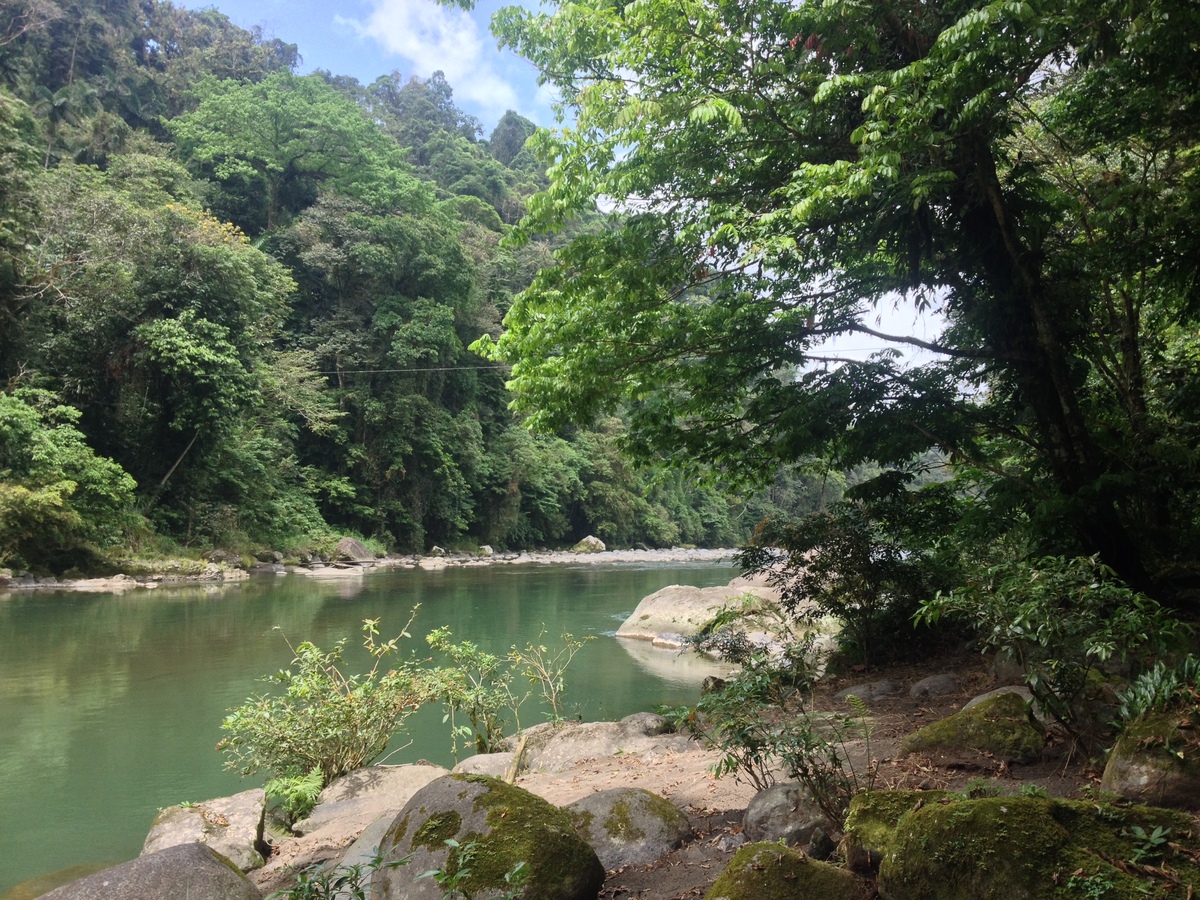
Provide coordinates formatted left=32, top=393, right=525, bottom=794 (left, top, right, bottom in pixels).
left=141, top=788, right=266, bottom=872
left=565, top=787, right=693, bottom=870
left=372, top=774, right=605, bottom=900
left=862, top=794, right=1200, bottom=900
left=40, top=844, right=261, bottom=900
left=704, top=842, right=871, bottom=900
left=571, top=535, right=606, bottom=553
left=1102, top=711, right=1200, bottom=808
left=900, top=691, right=1043, bottom=765
left=525, top=713, right=689, bottom=774
left=334, top=537, right=373, bottom=561
left=616, top=579, right=779, bottom=642
left=742, top=782, right=832, bottom=847
left=294, top=763, right=450, bottom=837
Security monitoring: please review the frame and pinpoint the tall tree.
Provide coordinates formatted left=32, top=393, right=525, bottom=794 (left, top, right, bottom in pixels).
left=167, top=72, right=423, bottom=232
left=477, top=0, right=1200, bottom=598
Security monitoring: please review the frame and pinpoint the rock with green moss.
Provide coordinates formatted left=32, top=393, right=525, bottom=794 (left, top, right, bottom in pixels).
left=1102, top=711, right=1200, bottom=808
left=704, top=842, right=871, bottom=900
left=372, top=774, right=604, bottom=900
left=565, top=787, right=693, bottom=870
left=841, top=790, right=952, bottom=870
left=901, top=692, right=1043, bottom=765
left=869, top=793, right=1200, bottom=899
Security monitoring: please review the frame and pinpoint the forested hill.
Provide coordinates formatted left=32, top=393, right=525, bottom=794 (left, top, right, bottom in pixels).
left=0, top=0, right=833, bottom=572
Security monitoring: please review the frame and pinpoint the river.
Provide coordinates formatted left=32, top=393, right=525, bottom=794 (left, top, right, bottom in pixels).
left=0, top=559, right=736, bottom=893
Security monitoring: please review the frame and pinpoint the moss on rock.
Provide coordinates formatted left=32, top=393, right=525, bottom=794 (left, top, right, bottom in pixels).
left=875, top=794, right=1199, bottom=900
left=374, top=773, right=603, bottom=900
left=842, top=790, right=952, bottom=861
left=704, top=843, right=871, bottom=900
left=1102, top=711, right=1200, bottom=808
left=901, top=692, right=1043, bottom=764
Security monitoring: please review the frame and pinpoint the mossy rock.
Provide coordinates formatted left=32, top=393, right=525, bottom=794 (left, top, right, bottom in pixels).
left=566, top=787, right=693, bottom=869
left=372, top=774, right=604, bottom=900
left=704, top=842, right=872, bottom=900
left=1102, top=711, right=1200, bottom=808
left=842, top=790, right=953, bottom=866
left=901, top=692, right=1043, bottom=765
left=875, top=794, right=1199, bottom=899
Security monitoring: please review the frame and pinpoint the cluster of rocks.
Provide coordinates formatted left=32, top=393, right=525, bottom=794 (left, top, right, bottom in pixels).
left=29, top=668, right=1200, bottom=900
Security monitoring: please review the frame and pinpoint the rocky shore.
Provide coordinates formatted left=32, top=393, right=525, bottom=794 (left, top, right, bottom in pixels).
left=0, top=536, right=735, bottom=594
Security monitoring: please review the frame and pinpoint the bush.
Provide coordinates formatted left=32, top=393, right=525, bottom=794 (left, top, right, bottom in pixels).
left=739, top=503, right=932, bottom=666
left=665, top=631, right=875, bottom=825
left=918, top=555, right=1185, bottom=736
left=218, top=611, right=430, bottom=786
left=0, top=388, right=138, bottom=570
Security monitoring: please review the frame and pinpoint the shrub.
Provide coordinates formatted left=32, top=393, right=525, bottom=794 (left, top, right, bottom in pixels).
left=665, top=635, right=874, bottom=825
left=918, top=555, right=1184, bottom=735
left=218, top=611, right=430, bottom=786
left=739, top=503, right=932, bottom=666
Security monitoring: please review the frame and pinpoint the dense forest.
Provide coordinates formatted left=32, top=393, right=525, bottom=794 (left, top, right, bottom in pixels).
left=0, top=0, right=847, bottom=572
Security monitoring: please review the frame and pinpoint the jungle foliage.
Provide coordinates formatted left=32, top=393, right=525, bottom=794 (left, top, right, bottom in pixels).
left=0, top=0, right=838, bottom=571
left=476, top=0, right=1200, bottom=607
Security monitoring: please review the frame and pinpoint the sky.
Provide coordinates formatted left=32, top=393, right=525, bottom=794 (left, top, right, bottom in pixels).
left=177, top=0, right=554, bottom=132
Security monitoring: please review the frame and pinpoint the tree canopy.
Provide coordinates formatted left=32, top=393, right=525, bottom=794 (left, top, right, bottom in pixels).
left=479, top=0, right=1200, bottom=600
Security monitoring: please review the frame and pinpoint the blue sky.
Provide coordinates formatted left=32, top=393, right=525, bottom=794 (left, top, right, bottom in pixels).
left=177, top=0, right=554, bottom=132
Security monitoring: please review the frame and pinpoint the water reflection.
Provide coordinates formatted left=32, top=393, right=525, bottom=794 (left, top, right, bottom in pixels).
left=0, top=561, right=735, bottom=892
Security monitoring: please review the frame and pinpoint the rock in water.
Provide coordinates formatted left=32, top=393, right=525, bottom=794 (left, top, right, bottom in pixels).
left=371, top=774, right=604, bottom=900
left=40, top=844, right=262, bottom=900
left=566, top=787, right=693, bottom=870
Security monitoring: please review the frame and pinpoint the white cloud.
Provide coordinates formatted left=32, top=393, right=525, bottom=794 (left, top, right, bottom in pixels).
left=341, top=0, right=518, bottom=113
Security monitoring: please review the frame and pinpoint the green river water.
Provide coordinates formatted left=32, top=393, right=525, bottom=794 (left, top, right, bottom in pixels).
left=0, top=560, right=736, bottom=893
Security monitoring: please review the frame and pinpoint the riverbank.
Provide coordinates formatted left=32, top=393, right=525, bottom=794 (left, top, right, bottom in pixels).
left=0, top=546, right=736, bottom=594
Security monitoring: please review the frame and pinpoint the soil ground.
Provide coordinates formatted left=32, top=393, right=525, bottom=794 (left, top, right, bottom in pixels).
left=524, top=648, right=1104, bottom=900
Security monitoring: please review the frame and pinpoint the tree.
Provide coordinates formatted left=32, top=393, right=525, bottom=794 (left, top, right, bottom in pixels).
left=476, top=0, right=1200, bottom=599
left=0, top=388, right=137, bottom=569
left=167, top=72, right=425, bottom=232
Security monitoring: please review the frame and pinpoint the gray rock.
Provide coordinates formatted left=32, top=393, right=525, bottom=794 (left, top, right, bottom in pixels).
left=41, top=843, right=262, bottom=900
left=836, top=680, right=901, bottom=702
left=334, top=813, right=398, bottom=874
left=565, top=787, right=693, bottom=870
left=571, top=535, right=607, bottom=553
left=743, top=782, right=832, bottom=847
left=909, top=674, right=961, bottom=699
left=334, top=537, right=373, bottom=561
left=1102, top=712, right=1200, bottom=808
left=528, top=713, right=688, bottom=774
left=372, top=774, right=604, bottom=900
left=616, top=578, right=779, bottom=642
left=294, top=764, right=450, bottom=838
left=453, top=752, right=515, bottom=777
left=478, top=544, right=494, bottom=557
left=141, top=788, right=266, bottom=872
left=990, top=652, right=1026, bottom=685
